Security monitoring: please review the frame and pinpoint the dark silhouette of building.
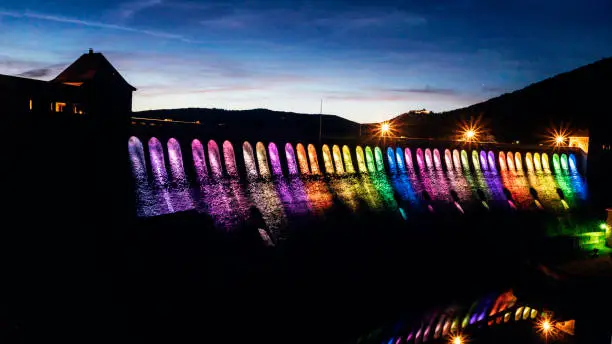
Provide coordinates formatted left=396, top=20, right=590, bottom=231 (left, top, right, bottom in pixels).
left=0, top=48, right=135, bottom=118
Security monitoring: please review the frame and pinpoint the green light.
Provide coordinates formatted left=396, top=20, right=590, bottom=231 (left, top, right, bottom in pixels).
left=599, top=223, right=609, bottom=231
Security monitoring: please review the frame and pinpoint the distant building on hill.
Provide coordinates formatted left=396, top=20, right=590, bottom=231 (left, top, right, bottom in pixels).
left=408, top=109, right=432, bottom=115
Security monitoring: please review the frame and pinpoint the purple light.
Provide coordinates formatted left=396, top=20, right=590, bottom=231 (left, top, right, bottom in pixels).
left=488, top=151, right=496, bottom=171
left=284, top=143, right=299, bottom=175
left=425, top=148, right=433, bottom=170
left=128, top=136, right=147, bottom=183
left=433, top=149, right=442, bottom=170
left=192, top=139, right=208, bottom=182
left=416, top=148, right=425, bottom=170
left=148, top=137, right=168, bottom=186
left=480, top=150, right=489, bottom=171
left=167, top=138, right=186, bottom=184
left=404, top=148, right=413, bottom=170
left=268, top=142, right=283, bottom=176
left=223, top=140, right=238, bottom=177
left=207, top=140, right=223, bottom=178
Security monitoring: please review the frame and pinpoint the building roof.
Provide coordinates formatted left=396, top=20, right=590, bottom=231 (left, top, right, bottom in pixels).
left=52, top=49, right=136, bottom=91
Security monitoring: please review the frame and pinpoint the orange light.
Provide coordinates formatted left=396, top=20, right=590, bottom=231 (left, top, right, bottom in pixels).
left=547, top=126, right=571, bottom=147
left=450, top=334, right=465, bottom=344
left=555, top=136, right=565, bottom=145
left=381, top=122, right=391, bottom=134
left=456, top=116, right=485, bottom=143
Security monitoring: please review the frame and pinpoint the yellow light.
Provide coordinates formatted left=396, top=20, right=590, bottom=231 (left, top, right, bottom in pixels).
left=537, top=316, right=559, bottom=341
left=381, top=122, right=390, bottom=133
left=456, top=117, right=484, bottom=143
left=547, top=126, right=571, bottom=147
left=450, top=335, right=464, bottom=344
left=542, top=320, right=551, bottom=332
left=555, top=136, right=565, bottom=145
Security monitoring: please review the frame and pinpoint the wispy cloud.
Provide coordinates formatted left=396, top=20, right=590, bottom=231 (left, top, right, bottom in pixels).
left=18, top=67, right=54, bottom=78
left=0, top=9, right=195, bottom=42
left=387, top=86, right=457, bottom=95
left=116, top=0, right=163, bottom=20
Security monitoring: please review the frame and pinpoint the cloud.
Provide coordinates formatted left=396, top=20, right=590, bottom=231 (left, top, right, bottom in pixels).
left=387, top=86, right=457, bottom=95
left=116, top=0, right=163, bottom=20
left=18, top=68, right=53, bottom=78
left=316, top=11, right=427, bottom=29
left=0, top=9, right=195, bottom=42
left=481, top=85, right=510, bottom=94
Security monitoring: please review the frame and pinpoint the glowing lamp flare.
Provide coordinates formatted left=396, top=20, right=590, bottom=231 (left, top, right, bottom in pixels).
left=381, top=122, right=391, bottom=133
left=465, top=130, right=476, bottom=139
left=450, top=334, right=465, bottom=344
left=555, top=136, right=566, bottom=145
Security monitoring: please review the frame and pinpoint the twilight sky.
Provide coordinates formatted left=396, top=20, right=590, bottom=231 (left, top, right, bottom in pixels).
left=1, top=0, right=611, bottom=122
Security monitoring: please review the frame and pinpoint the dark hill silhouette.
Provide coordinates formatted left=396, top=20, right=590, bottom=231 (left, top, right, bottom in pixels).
left=435, top=57, right=612, bottom=143
left=134, top=108, right=361, bottom=142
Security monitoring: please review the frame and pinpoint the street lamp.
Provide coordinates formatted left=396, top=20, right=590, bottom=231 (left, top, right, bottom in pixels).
left=380, top=122, right=391, bottom=145
left=450, top=334, right=465, bottom=344
left=381, top=122, right=391, bottom=134
left=465, top=129, right=476, bottom=140
left=537, top=316, right=557, bottom=344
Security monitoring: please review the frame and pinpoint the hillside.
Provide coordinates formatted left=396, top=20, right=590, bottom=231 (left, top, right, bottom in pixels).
left=436, top=57, right=612, bottom=142
left=134, top=108, right=361, bottom=142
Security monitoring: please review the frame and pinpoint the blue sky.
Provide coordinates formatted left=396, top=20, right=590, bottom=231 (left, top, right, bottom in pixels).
left=1, top=0, right=611, bottom=122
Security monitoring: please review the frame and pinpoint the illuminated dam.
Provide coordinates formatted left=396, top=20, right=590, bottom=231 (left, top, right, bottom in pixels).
left=129, top=136, right=586, bottom=232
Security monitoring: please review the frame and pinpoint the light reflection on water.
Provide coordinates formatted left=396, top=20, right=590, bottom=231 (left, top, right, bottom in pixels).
left=135, top=165, right=587, bottom=235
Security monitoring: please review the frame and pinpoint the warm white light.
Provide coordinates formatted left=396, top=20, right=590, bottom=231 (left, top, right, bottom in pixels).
left=451, top=335, right=463, bottom=344
left=542, top=320, right=551, bottom=332
left=465, top=130, right=475, bottom=139
left=555, top=136, right=565, bottom=144
left=381, top=122, right=390, bottom=133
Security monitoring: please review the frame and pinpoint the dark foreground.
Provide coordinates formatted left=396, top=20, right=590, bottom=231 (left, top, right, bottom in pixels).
left=7, top=200, right=611, bottom=344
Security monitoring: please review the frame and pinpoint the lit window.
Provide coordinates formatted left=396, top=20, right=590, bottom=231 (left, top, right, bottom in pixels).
left=29, top=99, right=33, bottom=110
left=55, top=102, right=66, bottom=112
